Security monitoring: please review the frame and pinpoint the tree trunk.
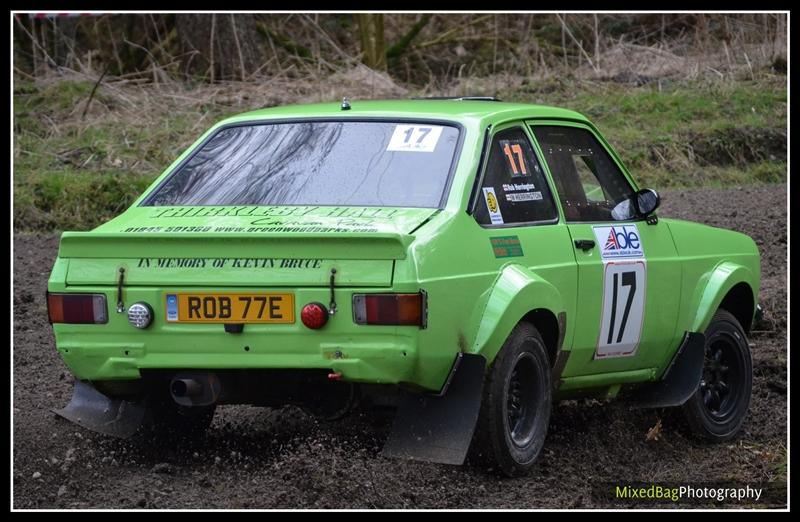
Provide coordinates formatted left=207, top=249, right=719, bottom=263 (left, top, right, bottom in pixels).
left=176, top=14, right=266, bottom=81
left=52, top=17, right=80, bottom=69
left=356, top=14, right=386, bottom=71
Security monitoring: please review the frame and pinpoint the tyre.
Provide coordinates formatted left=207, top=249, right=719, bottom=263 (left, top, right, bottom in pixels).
left=470, top=322, right=552, bottom=476
left=681, top=309, right=753, bottom=441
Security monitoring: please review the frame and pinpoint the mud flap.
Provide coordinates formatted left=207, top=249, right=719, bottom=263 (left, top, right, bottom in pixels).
left=381, top=353, right=485, bottom=465
left=53, top=380, right=146, bottom=438
left=630, top=332, right=706, bottom=409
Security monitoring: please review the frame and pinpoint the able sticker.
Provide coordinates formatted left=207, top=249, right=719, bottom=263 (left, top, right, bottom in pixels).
left=386, top=125, right=444, bottom=152
left=593, top=224, right=644, bottom=259
left=490, top=236, right=524, bottom=258
left=482, top=187, right=504, bottom=224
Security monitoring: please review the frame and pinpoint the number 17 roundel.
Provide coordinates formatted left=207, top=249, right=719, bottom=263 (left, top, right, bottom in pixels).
left=596, top=260, right=646, bottom=358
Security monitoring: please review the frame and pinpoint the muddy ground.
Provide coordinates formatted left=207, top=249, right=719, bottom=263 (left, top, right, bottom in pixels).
left=12, top=184, right=787, bottom=509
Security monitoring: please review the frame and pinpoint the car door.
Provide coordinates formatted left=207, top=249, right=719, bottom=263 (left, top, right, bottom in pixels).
left=527, top=121, right=682, bottom=377
left=472, top=124, right=578, bottom=351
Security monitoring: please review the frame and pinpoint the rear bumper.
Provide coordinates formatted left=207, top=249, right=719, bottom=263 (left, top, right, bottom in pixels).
left=48, top=277, right=458, bottom=391
left=55, top=328, right=419, bottom=385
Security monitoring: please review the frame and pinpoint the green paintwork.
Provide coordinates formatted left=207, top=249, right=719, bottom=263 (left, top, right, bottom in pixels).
left=47, top=99, right=760, bottom=395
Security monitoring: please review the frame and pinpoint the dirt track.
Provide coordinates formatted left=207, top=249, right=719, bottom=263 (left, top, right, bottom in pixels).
left=13, top=184, right=787, bottom=509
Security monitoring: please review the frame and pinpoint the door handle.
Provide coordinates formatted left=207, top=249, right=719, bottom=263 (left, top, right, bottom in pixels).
left=574, top=239, right=595, bottom=251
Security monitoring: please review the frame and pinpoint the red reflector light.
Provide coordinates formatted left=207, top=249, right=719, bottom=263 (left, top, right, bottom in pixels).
left=47, top=293, right=108, bottom=324
left=301, top=302, right=329, bottom=329
left=352, top=293, right=425, bottom=327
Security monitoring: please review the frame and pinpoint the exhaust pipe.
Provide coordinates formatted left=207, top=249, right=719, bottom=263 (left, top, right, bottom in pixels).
left=169, top=372, right=221, bottom=407
left=171, top=378, right=203, bottom=398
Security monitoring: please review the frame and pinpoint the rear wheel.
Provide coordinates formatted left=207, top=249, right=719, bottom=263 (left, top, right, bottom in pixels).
left=681, top=309, right=752, bottom=441
left=470, top=322, right=552, bottom=476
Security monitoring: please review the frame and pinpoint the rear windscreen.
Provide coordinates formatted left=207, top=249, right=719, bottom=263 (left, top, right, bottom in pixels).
left=143, top=121, right=461, bottom=208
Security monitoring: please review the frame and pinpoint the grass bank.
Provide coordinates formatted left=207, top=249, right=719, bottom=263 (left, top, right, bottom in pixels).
left=13, top=73, right=786, bottom=231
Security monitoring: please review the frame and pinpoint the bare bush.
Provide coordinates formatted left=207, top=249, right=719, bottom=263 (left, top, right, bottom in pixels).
left=13, top=13, right=787, bottom=91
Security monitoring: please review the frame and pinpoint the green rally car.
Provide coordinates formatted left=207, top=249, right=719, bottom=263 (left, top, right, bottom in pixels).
left=47, top=97, right=761, bottom=476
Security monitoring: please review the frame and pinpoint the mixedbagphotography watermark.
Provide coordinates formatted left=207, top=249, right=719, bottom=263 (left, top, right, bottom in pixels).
left=593, top=482, right=786, bottom=506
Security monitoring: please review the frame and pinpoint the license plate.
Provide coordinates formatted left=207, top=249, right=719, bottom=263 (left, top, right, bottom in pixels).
left=165, top=293, right=295, bottom=323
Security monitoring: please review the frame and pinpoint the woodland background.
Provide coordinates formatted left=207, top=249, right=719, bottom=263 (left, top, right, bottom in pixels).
left=13, top=13, right=787, bottom=230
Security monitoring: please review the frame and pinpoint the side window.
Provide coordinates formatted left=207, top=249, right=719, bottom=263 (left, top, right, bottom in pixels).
left=532, top=125, right=635, bottom=222
left=474, top=127, right=558, bottom=226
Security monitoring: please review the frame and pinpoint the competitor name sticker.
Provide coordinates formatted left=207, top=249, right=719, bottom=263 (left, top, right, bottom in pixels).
left=593, top=224, right=644, bottom=259
left=502, top=183, right=536, bottom=192
left=505, top=191, right=543, bottom=202
left=490, top=236, right=524, bottom=258
left=482, top=187, right=504, bottom=224
left=386, top=125, right=443, bottom=152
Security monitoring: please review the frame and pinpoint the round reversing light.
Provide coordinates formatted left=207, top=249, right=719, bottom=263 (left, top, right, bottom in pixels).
left=127, top=302, right=153, bottom=329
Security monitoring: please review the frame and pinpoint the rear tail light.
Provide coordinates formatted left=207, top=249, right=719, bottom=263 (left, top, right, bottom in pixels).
left=301, top=302, right=329, bottom=329
left=47, top=293, right=108, bottom=324
left=352, top=292, right=426, bottom=327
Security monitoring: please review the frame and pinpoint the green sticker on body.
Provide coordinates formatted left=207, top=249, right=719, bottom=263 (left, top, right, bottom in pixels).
left=490, top=236, right=524, bottom=258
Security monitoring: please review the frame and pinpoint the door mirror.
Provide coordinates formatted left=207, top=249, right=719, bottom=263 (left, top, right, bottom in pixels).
left=610, top=188, right=661, bottom=221
left=635, top=188, right=660, bottom=217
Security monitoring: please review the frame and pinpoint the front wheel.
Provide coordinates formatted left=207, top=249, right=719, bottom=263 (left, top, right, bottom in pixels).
left=470, top=322, right=552, bottom=476
left=681, top=309, right=753, bottom=441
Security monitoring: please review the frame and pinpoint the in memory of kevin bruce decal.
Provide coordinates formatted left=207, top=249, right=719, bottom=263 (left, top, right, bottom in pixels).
left=593, top=224, right=646, bottom=358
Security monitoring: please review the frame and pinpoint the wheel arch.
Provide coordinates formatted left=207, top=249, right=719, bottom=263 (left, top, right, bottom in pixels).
left=520, top=309, right=561, bottom=368
left=689, top=261, right=757, bottom=335
left=718, top=281, right=756, bottom=334
left=470, top=264, right=567, bottom=367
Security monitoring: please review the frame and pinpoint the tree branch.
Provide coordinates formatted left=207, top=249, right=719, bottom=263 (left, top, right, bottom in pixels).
left=387, top=14, right=431, bottom=60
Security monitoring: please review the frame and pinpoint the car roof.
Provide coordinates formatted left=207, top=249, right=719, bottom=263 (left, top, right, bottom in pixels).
left=224, top=99, right=590, bottom=128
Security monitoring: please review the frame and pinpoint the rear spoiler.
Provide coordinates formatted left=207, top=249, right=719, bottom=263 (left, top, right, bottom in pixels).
left=58, top=231, right=413, bottom=260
